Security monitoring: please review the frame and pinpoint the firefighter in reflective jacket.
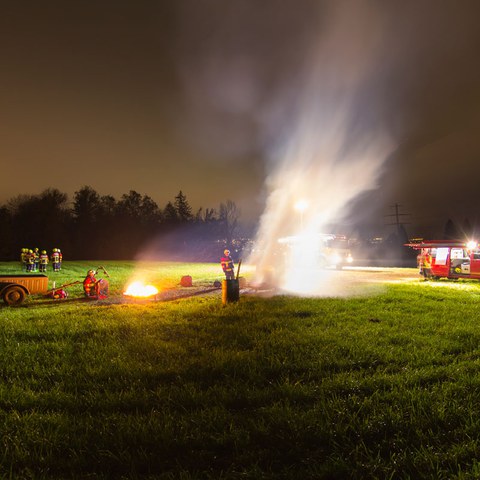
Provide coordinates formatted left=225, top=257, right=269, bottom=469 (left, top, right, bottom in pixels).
left=26, top=250, right=35, bottom=272
left=422, top=251, right=432, bottom=280
left=51, top=248, right=61, bottom=272
left=83, top=270, right=98, bottom=297
left=33, top=248, right=40, bottom=271
left=83, top=269, right=109, bottom=299
left=57, top=248, right=63, bottom=270
left=221, top=249, right=235, bottom=280
left=39, top=250, right=49, bottom=273
left=21, top=248, right=28, bottom=271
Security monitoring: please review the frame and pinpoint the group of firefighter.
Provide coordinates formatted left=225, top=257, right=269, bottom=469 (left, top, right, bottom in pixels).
left=20, top=247, right=62, bottom=273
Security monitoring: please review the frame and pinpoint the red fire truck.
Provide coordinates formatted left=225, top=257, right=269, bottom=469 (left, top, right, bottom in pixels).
left=408, top=240, right=480, bottom=280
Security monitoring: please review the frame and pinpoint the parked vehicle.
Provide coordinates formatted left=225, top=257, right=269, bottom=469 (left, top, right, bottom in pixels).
left=321, top=234, right=354, bottom=268
left=407, top=240, right=480, bottom=280
left=278, top=233, right=354, bottom=268
left=0, top=274, right=49, bottom=305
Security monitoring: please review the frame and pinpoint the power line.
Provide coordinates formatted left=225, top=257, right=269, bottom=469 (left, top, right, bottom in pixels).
left=385, top=203, right=411, bottom=228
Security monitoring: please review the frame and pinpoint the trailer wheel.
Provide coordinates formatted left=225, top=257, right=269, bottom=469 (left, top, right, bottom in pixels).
left=3, top=286, right=26, bottom=306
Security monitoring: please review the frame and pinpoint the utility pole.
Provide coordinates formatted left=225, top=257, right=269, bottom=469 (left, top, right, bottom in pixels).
left=385, top=203, right=411, bottom=241
left=386, top=203, right=410, bottom=227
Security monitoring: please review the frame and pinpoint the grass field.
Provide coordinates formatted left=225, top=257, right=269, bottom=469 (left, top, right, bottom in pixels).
left=2, top=261, right=480, bottom=479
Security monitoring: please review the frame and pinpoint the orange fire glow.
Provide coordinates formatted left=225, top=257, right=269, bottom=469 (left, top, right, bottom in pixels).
left=123, top=281, right=159, bottom=297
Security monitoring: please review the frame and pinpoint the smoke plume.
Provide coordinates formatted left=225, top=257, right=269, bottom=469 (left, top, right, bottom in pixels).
left=249, top=1, right=394, bottom=294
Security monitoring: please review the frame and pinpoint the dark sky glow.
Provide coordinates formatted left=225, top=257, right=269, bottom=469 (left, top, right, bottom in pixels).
left=1, top=1, right=480, bottom=236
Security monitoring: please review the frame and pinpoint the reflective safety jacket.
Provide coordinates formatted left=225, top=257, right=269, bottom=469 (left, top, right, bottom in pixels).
left=221, top=255, right=234, bottom=274
left=83, top=275, right=98, bottom=296
left=423, top=254, right=432, bottom=269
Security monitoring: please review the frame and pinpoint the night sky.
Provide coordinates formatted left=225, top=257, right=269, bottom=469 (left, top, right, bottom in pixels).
left=2, top=1, right=480, bottom=237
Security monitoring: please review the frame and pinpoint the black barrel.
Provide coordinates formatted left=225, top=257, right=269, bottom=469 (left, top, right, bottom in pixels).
left=222, top=279, right=239, bottom=304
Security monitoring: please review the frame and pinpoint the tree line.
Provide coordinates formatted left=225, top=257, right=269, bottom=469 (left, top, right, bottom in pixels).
left=0, top=187, right=243, bottom=261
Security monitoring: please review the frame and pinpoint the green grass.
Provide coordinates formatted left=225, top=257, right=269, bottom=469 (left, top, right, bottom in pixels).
left=2, top=262, right=480, bottom=478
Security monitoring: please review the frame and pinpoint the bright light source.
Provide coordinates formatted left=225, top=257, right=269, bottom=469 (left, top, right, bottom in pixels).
left=328, top=253, right=342, bottom=265
left=294, top=199, right=309, bottom=213
left=467, top=240, right=478, bottom=250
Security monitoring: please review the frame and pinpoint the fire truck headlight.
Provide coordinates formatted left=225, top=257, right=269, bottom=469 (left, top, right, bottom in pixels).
left=346, top=255, right=353, bottom=263
left=329, top=253, right=342, bottom=265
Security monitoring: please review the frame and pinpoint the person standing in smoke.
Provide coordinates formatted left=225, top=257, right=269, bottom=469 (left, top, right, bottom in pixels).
left=221, top=249, right=235, bottom=280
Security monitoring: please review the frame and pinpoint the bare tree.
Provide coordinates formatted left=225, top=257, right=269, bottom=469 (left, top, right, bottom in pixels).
left=219, top=200, right=240, bottom=247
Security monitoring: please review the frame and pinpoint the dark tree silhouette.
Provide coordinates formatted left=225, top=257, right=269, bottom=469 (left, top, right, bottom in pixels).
left=195, top=207, right=217, bottom=223
left=99, top=195, right=117, bottom=217
left=163, top=201, right=178, bottom=224
left=219, top=200, right=240, bottom=247
left=8, top=189, right=70, bottom=255
left=114, top=191, right=162, bottom=258
left=117, top=190, right=144, bottom=219
left=174, top=191, right=193, bottom=222
left=0, top=206, right=12, bottom=259
left=72, top=186, right=103, bottom=258
left=443, top=218, right=459, bottom=240
left=0, top=187, right=243, bottom=261
left=462, top=218, right=473, bottom=238
left=73, top=186, right=101, bottom=221
left=95, top=194, right=118, bottom=259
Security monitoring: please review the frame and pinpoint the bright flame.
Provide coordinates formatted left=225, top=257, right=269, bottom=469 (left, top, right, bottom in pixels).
left=124, top=281, right=159, bottom=297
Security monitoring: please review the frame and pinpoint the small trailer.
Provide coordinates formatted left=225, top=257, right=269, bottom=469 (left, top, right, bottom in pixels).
left=0, top=274, right=49, bottom=305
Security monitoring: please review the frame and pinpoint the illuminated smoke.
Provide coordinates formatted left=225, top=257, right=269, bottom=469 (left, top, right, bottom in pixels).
left=172, top=0, right=402, bottom=294
left=249, top=1, right=393, bottom=295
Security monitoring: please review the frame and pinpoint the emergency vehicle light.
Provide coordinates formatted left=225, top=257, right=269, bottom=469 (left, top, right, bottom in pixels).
left=467, top=240, right=478, bottom=250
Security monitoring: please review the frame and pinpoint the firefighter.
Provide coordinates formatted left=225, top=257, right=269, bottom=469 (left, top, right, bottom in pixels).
left=51, top=248, right=61, bottom=272
left=221, top=249, right=235, bottom=280
left=33, top=247, right=40, bottom=272
left=422, top=251, right=433, bottom=280
left=83, top=270, right=98, bottom=297
left=26, top=249, right=35, bottom=272
left=417, top=251, right=423, bottom=276
left=83, top=269, right=109, bottom=299
left=39, top=250, right=49, bottom=272
left=21, top=248, right=28, bottom=271
left=57, top=248, right=63, bottom=270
